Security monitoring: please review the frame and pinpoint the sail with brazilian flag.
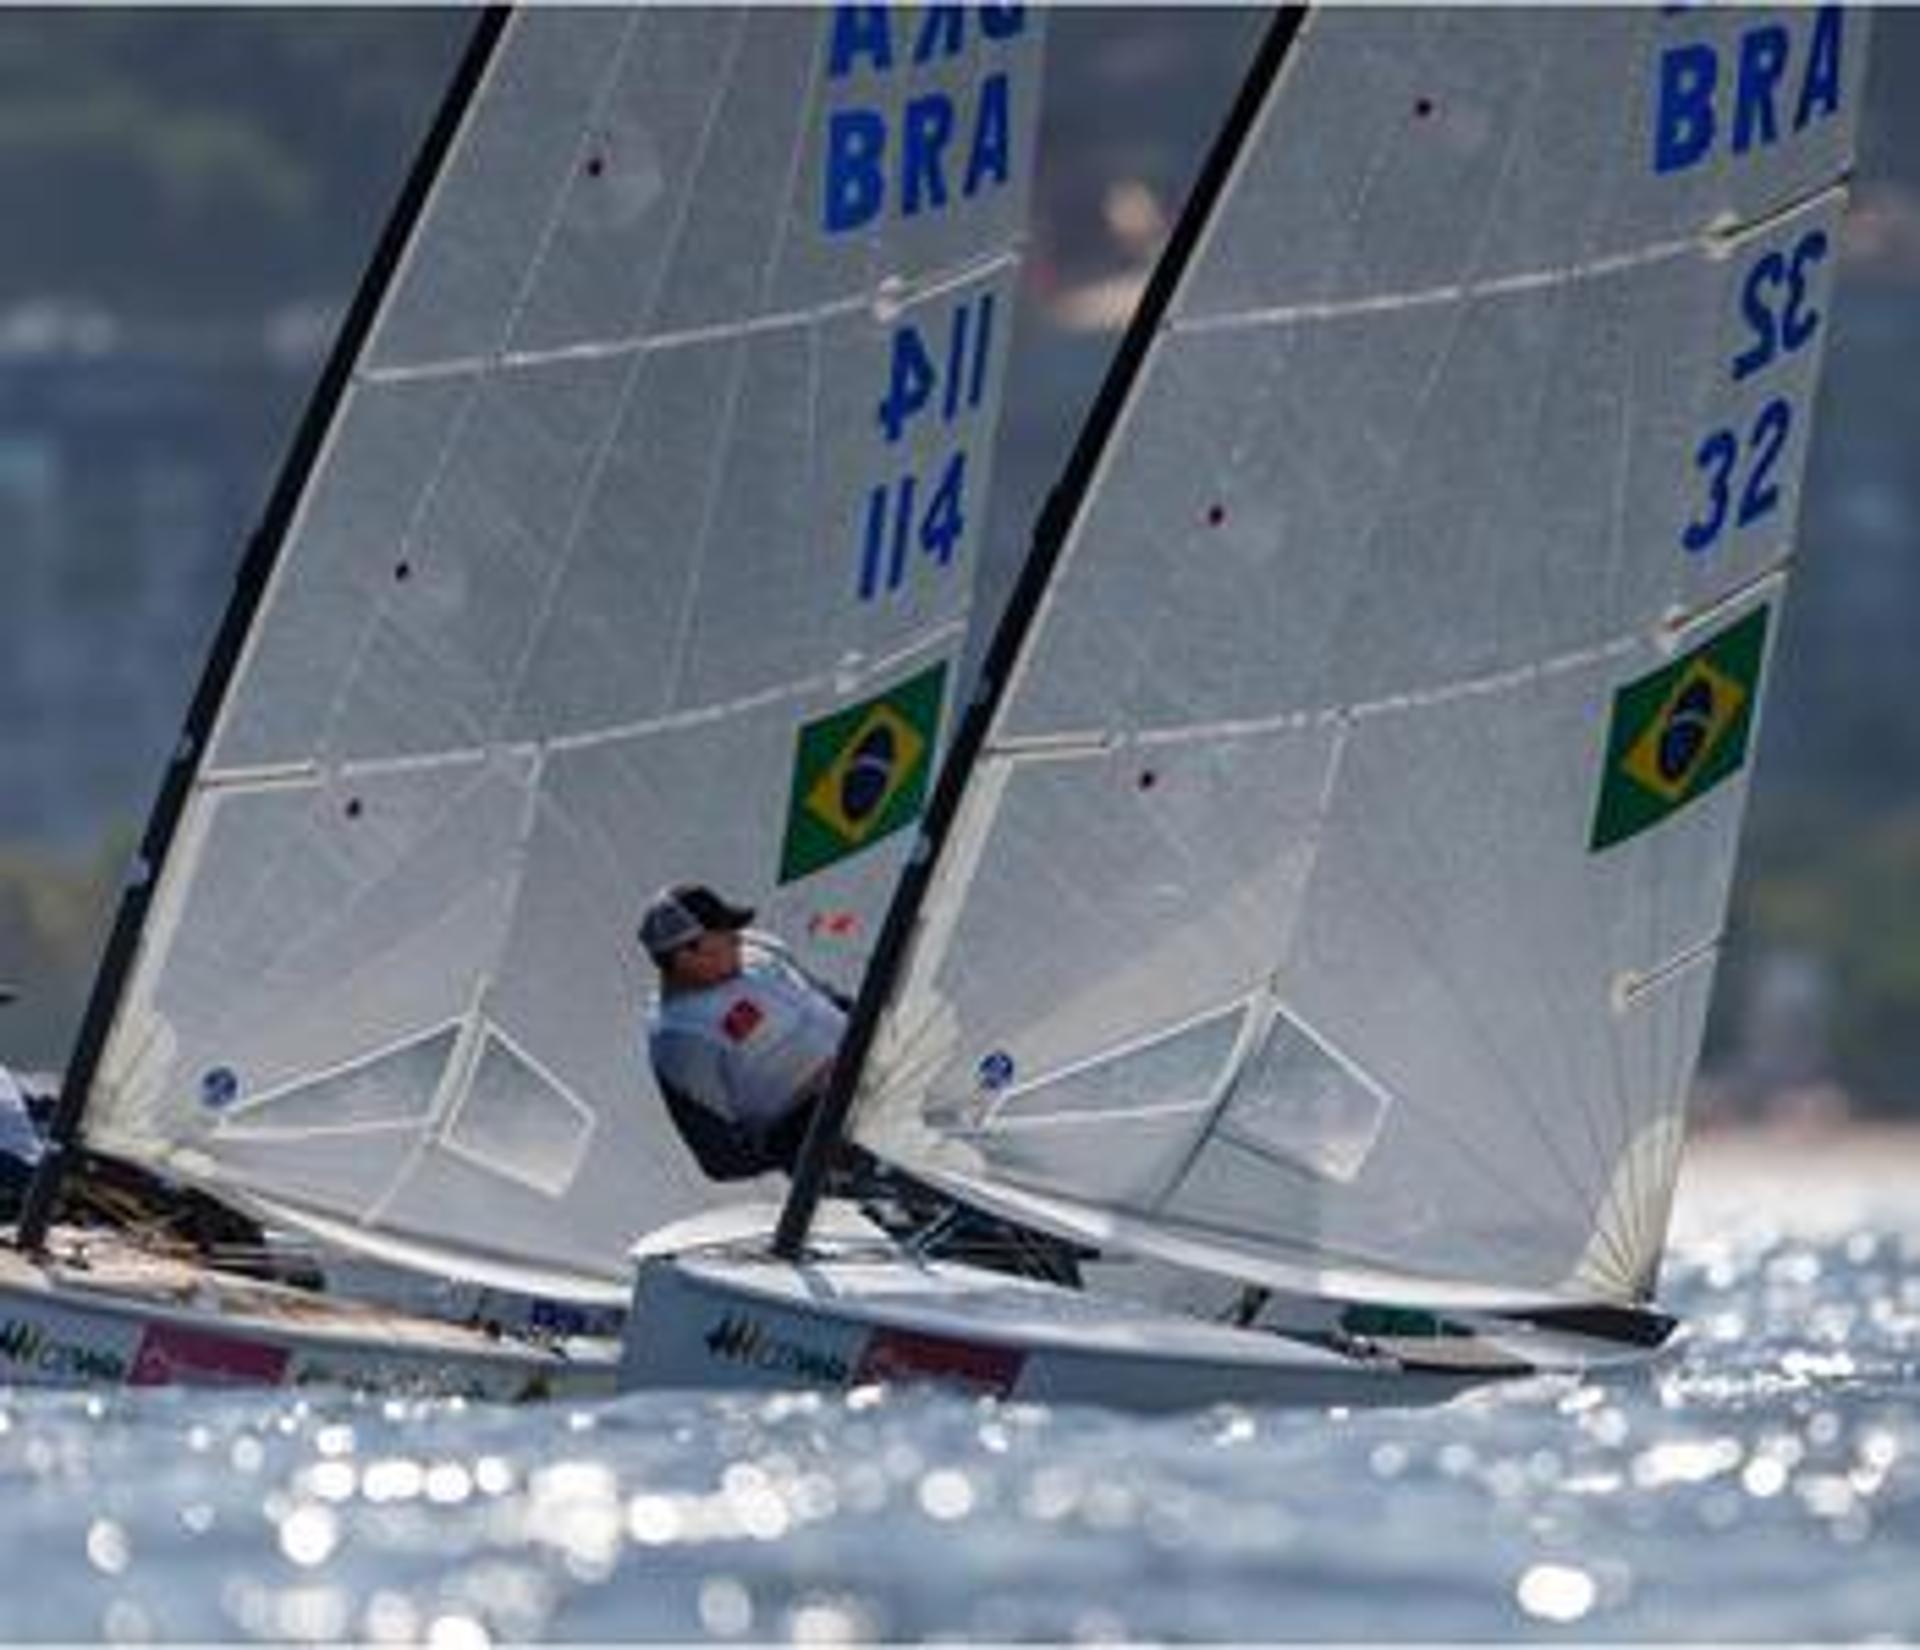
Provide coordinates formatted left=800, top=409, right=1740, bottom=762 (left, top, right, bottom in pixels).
left=828, top=5, right=1863, bottom=1319
left=58, top=8, right=1048, bottom=1299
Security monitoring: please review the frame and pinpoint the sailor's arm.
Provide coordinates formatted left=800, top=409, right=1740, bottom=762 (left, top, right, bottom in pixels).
left=650, top=1026, right=765, bottom=1182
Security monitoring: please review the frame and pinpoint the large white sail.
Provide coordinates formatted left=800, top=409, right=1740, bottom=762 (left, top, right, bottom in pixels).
left=852, top=7, right=1864, bottom=1308
left=79, top=6, right=1044, bottom=1294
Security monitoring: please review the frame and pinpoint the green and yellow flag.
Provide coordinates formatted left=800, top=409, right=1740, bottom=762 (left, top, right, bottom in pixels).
left=1589, top=605, right=1770, bottom=852
left=778, top=662, right=947, bottom=883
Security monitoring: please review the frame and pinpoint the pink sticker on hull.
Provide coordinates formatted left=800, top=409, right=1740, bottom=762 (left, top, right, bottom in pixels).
left=130, top=1322, right=291, bottom=1387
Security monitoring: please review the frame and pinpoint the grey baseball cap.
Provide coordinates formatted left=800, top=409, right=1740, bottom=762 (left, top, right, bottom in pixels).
left=638, top=883, right=754, bottom=963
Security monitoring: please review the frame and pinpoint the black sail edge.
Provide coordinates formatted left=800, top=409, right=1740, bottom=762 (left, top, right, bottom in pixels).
left=773, top=6, right=1311, bottom=1260
left=16, top=8, right=513, bottom=1254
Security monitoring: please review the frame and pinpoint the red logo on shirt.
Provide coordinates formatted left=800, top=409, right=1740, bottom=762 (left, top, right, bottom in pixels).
left=721, top=998, right=764, bottom=1042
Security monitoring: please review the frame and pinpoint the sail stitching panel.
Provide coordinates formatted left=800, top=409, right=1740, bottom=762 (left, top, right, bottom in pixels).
left=1501, top=221, right=1637, bottom=1234
left=974, top=1098, right=1216, bottom=1136
left=217, top=758, right=501, bottom=1053
left=1144, top=716, right=1352, bottom=1215
left=1624, top=971, right=1695, bottom=1290
left=652, top=23, right=777, bottom=717
left=196, top=621, right=970, bottom=784
left=305, top=24, right=619, bottom=773
left=208, top=1018, right=462, bottom=1128
left=976, top=993, right=1259, bottom=1131
left=483, top=8, right=679, bottom=752
left=751, top=9, right=830, bottom=325
left=497, top=9, right=653, bottom=364
left=358, top=249, right=1027, bottom=387
left=198, top=17, right=523, bottom=781
left=364, top=974, right=493, bottom=1225
left=1595, top=116, right=1656, bottom=1263
left=430, top=1022, right=600, bottom=1199
left=1288, top=773, right=1637, bottom=1284
left=986, top=632, right=1642, bottom=756
left=1163, top=179, right=1846, bottom=340
left=210, top=1118, right=422, bottom=1146
left=1300, top=71, right=1625, bottom=1276
left=1222, top=28, right=1687, bottom=1281
left=1390, top=858, right=1640, bottom=1283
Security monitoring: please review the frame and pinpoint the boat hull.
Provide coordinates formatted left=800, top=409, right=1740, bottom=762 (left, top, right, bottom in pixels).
left=0, top=1232, right=616, bottom=1399
left=620, top=1229, right=1506, bottom=1411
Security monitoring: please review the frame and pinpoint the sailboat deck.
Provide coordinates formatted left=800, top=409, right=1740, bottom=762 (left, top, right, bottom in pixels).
left=682, top=1240, right=1374, bottom=1370
left=0, top=1227, right=618, bottom=1384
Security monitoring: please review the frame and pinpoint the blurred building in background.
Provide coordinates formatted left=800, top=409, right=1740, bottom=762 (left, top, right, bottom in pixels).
left=0, top=307, right=316, bottom=845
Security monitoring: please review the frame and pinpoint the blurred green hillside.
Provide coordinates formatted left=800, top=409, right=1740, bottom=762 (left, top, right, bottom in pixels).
left=0, top=9, right=465, bottom=322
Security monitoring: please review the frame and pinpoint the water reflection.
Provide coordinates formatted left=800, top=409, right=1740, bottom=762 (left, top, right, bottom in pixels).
left=0, top=1206, right=1914, bottom=1640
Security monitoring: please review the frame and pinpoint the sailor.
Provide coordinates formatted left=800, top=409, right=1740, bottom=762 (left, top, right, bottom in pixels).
left=638, top=886, right=1088, bottom=1286
left=640, top=884, right=850, bottom=1182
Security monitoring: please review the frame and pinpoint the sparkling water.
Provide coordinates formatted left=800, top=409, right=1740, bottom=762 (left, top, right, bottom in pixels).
left=0, top=1139, right=1913, bottom=1643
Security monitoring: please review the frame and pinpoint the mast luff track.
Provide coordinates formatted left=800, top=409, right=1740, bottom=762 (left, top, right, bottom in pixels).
left=16, top=9, right=513, bottom=1253
left=773, top=5, right=1310, bottom=1260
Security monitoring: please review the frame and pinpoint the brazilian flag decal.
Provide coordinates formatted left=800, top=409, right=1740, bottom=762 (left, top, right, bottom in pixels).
left=778, top=662, right=947, bottom=883
left=1589, top=605, right=1770, bottom=852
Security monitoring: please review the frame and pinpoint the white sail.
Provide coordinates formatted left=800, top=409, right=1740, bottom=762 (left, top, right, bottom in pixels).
left=852, top=6, right=1864, bottom=1307
left=81, top=5, right=1045, bottom=1293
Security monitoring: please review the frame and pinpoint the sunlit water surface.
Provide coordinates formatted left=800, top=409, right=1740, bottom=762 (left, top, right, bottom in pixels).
left=2, top=1142, right=1915, bottom=1643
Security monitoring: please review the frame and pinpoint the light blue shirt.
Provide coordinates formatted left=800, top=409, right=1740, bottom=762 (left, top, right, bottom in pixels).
left=646, top=936, right=846, bottom=1152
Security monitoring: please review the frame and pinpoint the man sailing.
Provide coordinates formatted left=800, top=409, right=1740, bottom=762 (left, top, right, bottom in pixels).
left=638, top=883, right=1083, bottom=1284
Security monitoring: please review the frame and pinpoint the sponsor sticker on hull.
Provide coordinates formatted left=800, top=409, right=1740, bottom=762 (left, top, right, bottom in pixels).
left=130, top=1322, right=291, bottom=1388
left=703, top=1313, right=853, bottom=1387
left=698, top=1309, right=1025, bottom=1398
left=0, top=1311, right=135, bottom=1385
left=855, top=1326, right=1025, bottom=1397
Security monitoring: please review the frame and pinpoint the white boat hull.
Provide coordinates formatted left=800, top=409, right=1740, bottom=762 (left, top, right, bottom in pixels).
left=619, top=1211, right=1521, bottom=1411
left=0, top=1232, right=616, bottom=1399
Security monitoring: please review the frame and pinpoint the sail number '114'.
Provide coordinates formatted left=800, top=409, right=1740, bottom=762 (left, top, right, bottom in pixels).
left=860, top=292, right=997, bottom=601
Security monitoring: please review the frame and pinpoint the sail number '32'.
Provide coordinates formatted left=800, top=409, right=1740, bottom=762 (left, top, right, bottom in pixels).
left=1656, top=6, right=1849, bottom=560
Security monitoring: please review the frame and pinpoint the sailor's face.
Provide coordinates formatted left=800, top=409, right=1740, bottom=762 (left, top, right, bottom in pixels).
left=675, top=928, right=742, bottom=985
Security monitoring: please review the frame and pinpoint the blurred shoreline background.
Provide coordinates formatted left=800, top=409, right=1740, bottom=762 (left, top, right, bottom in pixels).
left=1, top=8, right=1916, bottom=1136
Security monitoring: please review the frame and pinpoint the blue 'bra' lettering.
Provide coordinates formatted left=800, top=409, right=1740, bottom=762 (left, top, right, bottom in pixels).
left=1652, top=5, right=1844, bottom=176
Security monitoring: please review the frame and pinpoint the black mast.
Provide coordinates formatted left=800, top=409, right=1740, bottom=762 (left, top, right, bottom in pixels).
left=773, top=7, right=1309, bottom=1260
left=17, top=9, right=512, bottom=1254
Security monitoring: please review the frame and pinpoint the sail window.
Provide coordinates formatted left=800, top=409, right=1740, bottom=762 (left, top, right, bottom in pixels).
left=961, top=1005, right=1245, bottom=1204
left=212, top=1025, right=456, bottom=1135
left=440, top=1028, right=595, bottom=1197
left=1210, top=1004, right=1393, bottom=1186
